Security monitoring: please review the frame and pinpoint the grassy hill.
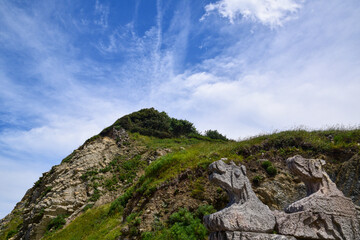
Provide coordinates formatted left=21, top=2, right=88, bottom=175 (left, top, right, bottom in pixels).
left=1, top=108, right=360, bottom=240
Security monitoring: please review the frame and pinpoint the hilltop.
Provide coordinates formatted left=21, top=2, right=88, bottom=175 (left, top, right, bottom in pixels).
left=1, top=108, right=360, bottom=240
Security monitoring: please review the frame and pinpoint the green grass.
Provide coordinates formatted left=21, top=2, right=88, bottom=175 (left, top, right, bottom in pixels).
left=236, top=128, right=360, bottom=162
left=43, top=204, right=123, bottom=240
left=0, top=209, right=23, bottom=240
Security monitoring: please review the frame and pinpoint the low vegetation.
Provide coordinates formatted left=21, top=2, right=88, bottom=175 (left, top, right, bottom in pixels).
left=101, top=108, right=199, bottom=138
left=141, top=205, right=216, bottom=240
left=0, top=209, right=23, bottom=240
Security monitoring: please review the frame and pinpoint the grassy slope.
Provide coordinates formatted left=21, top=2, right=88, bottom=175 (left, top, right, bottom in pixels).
left=0, top=208, right=23, bottom=240
left=36, top=129, right=360, bottom=239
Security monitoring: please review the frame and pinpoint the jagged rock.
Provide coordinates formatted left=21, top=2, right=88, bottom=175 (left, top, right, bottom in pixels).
left=275, top=155, right=360, bottom=240
left=18, top=132, right=130, bottom=240
left=204, top=159, right=276, bottom=239
left=209, top=232, right=296, bottom=240
left=335, top=154, right=360, bottom=206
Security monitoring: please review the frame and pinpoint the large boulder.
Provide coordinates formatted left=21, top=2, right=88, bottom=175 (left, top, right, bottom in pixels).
left=275, top=155, right=360, bottom=240
left=204, top=159, right=276, bottom=239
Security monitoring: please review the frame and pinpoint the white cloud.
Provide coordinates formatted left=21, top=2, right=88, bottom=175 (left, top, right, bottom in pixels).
left=153, top=0, right=360, bottom=138
left=94, top=0, right=109, bottom=28
left=202, top=0, right=303, bottom=26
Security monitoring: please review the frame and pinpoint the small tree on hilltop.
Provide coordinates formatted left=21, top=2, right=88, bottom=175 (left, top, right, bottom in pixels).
left=204, top=130, right=228, bottom=141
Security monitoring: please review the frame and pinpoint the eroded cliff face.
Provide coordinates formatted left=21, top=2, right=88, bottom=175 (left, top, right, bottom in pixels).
left=22, top=130, right=130, bottom=239
left=22, top=138, right=121, bottom=239
left=0, top=128, right=140, bottom=240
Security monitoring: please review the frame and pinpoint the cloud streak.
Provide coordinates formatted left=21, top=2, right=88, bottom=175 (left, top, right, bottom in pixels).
left=202, top=0, right=303, bottom=26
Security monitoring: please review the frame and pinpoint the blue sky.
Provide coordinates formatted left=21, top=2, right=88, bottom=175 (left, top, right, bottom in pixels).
left=0, top=0, right=359, bottom=218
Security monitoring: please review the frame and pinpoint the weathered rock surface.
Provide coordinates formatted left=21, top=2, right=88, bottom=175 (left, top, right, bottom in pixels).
left=209, top=232, right=296, bottom=240
left=275, top=155, right=360, bottom=240
left=204, top=159, right=276, bottom=239
left=334, top=154, right=360, bottom=206
left=14, top=127, right=136, bottom=240
left=205, top=156, right=360, bottom=240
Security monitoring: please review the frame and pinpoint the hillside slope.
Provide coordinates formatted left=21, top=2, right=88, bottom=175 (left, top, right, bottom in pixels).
left=1, top=108, right=360, bottom=240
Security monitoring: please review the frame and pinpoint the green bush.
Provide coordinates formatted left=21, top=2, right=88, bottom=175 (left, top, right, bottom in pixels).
left=260, top=160, right=277, bottom=176
left=141, top=206, right=212, bottom=240
left=80, top=170, right=98, bottom=181
left=61, top=152, right=75, bottom=164
left=6, top=229, right=17, bottom=239
left=109, top=186, right=135, bottom=214
left=47, top=215, right=66, bottom=232
left=252, top=175, right=263, bottom=186
left=169, top=208, right=208, bottom=240
left=261, top=160, right=272, bottom=169
left=266, top=166, right=277, bottom=176
left=89, top=189, right=100, bottom=202
left=170, top=119, right=198, bottom=137
left=195, top=205, right=216, bottom=219
left=101, top=108, right=198, bottom=139
left=204, top=130, right=228, bottom=141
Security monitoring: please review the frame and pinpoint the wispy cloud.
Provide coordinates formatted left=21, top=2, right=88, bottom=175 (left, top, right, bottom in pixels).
left=94, top=0, right=109, bottom=28
left=152, top=0, right=360, bottom=138
left=201, top=0, right=303, bottom=27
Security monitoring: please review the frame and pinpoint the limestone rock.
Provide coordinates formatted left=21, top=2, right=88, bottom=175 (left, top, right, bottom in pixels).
left=18, top=128, right=131, bottom=240
left=275, top=155, right=360, bottom=240
left=334, top=154, right=360, bottom=206
left=209, top=232, right=296, bottom=240
left=276, top=210, right=359, bottom=240
left=204, top=159, right=276, bottom=238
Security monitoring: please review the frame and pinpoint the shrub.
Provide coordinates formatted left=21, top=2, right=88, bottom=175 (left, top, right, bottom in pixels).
left=170, top=119, right=198, bottom=137
left=167, top=208, right=208, bottom=240
left=204, top=130, right=228, bottom=141
left=61, top=152, right=75, bottom=164
left=190, top=179, right=205, bottom=200
left=102, top=108, right=198, bottom=138
left=6, top=229, right=17, bottom=239
left=195, top=205, right=216, bottom=219
left=266, top=166, right=277, bottom=176
left=261, top=160, right=272, bottom=169
left=252, top=175, right=263, bottom=186
left=140, top=206, right=212, bottom=240
left=80, top=170, right=98, bottom=181
left=41, top=186, right=52, bottom=198
left=89, top=189, right=100, bottom=202
left=47, top=215, right=66, bottom=232
left=260, top=160, right=277, bottom=177
left=34, top=177, right=43, bottom=188
left=109, top=186, right=135, bottom=214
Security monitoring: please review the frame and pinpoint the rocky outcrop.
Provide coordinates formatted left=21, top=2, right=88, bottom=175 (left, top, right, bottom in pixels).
left=209, top=232, right=296, bottom=240
left=15, top=127, right=134, bottom=240
left=335, top=154, right=360, bottom=206
left=275, top=155, right=360, bottom=240
left=205, top=156, right=360, bottom=240
left=204, top=159, right=278, bottom=239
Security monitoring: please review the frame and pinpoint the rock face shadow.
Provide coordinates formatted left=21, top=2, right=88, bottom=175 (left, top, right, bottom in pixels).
left=204, top=156, right=360, bottom=240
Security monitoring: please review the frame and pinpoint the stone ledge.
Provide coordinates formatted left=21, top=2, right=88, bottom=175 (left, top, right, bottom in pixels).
left=209, top=231, right=297, bottom=240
